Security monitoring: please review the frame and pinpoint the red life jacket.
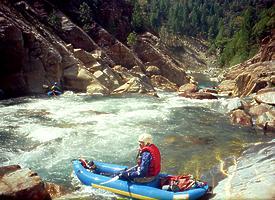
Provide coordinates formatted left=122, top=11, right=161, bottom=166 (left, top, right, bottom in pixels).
left=139, top=144, right=161, bottom=176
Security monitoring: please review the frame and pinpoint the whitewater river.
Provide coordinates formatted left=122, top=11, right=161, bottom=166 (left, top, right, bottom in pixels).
left=0, top=91, right=272, bottom=199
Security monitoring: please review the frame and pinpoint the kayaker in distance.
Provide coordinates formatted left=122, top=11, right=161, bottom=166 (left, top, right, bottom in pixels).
left=49, top=82, right=62, bottom=96
left=120, top=133, right=161, bottom=183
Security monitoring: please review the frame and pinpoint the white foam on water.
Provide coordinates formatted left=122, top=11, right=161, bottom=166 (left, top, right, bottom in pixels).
left=0, top=92, right=268, bottom=200
left=17, top=124, right=71, bottom=142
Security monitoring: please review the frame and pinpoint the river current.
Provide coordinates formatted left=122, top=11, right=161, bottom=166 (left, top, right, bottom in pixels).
left=0, top=90, right=271, bottom=199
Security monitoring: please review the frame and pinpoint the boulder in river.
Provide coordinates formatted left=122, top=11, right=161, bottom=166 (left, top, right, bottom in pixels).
left=254, top=87, right=275, bottom=105
left=0, top=165, right=51, bottom=200
left=230, top=109, right=252, bottom=127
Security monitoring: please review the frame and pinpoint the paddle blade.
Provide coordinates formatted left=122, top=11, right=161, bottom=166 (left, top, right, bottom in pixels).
left=101, top=175, right=120, bottom=185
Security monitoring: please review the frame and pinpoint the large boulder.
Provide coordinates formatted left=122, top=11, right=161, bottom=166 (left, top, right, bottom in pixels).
left=150, top=75, right=178, bottom=92
left=93, top=67, right=123, bottom=91
left=0, top=165, right=51, bottom=200
left=225, top=98, right=245, bottom=112
left=63, top=65, right=109, bottom=94
left=248, top=104, right=271, bottom=117
left=254, top=87, right=275, bottom=105
left=178, top=83, right=198, bottom=93
left=255, top=110, right=275, bottom=132
left=112, top=77, right=156, bottom=95
left=145, top=65, right=161, bottom=76
left=72, top=48, right=103, bottom=72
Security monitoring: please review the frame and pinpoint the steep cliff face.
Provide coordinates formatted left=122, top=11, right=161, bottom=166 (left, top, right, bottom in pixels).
left=0, top=0, right=190, bottom=98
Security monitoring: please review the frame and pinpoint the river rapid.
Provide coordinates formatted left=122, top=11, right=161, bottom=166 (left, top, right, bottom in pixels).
left=0, top=90, right=272, bottom=199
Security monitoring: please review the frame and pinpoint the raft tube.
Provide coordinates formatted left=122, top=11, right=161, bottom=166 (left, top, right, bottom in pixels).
left=73, top=160, right=209, bottom=200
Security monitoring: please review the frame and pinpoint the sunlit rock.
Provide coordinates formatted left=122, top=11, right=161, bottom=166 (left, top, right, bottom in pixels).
left=178, top=83, right=198, bottom=93
left=145, top=65, right=161, bottom=76
left=256, top=110, right=275, bottom=132
left=248, top=104, right=272, bottom=117
left=112, top=65, right=135, bottom=82
left=254, top=87, right=275, bottom=105
left=133, top=32, right=189, bottom=86
left=225, top=98, right=245, bottom=112
left=93, top=68, right=122, bottom=91
left=213, top=141, right=275, bottom=199
left=73, top=48, right=102, bottom=72
left=218, top=80, right=236, bottom=95
left=63, top=65, right=109, bottom=94
left=150, top=75, right=178, bottom=92
left=112, top=77, right=155, bottom=95
left=218, top=33, right=275, bottom=97
left=130, top=66, right=144, bottom=75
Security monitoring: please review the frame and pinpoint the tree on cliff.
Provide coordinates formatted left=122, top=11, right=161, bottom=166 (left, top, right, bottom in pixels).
left=79, top=2, right=92, bottom=32
left=130, top=0, right=274, bottom=67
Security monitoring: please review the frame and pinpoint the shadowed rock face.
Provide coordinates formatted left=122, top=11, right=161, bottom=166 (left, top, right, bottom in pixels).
left=0, top=1, right=189, bottom=98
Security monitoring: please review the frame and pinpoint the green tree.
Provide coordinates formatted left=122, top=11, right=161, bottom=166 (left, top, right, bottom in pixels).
left=252, top=7, right=275, bottom=39
left=127, top=32, right=138, bottom=47
left=132, top=2, right=144, bottom=32
left=79, top=2, right=92, bottom=31
left=48, top=11, right=62, bottom=30
left=80, top=2, right=91, bottom=23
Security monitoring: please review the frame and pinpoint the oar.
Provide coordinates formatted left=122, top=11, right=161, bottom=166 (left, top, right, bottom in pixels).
left=101, top=165, right=138, bottom=185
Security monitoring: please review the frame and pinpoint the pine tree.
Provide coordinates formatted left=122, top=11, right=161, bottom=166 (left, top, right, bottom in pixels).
left=132, top=2, right=144, bottom=32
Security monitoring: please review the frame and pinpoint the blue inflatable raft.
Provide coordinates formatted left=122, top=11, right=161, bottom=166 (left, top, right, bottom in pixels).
left=72, top=160, right=209, bottom=200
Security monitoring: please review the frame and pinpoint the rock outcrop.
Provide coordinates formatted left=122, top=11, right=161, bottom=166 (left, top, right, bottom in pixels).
left=219, top=31, right=275, bottom=132
left=218, top=32, right=275, bottom=97
left=0, top=0, right=190, bottom=98
left=0, top=165, right=51, bottom=200
left=0, top=165, right=66, bottom=200
left=134, top=32, right=189, bottom=87
left=213, top=140, right=275, bottom=200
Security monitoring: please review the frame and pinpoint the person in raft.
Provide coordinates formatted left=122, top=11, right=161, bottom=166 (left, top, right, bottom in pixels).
left=121, top=133, right=161, bottom=183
